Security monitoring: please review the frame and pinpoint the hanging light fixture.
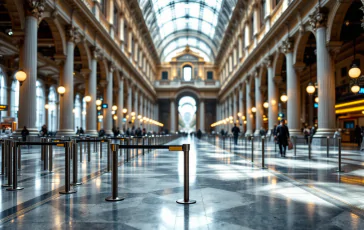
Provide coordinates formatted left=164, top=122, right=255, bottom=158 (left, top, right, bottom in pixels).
left=251, top=107, right=256, bottom=113
left=351, top=84, right=360, bottom=94
left=280, top=93, right=288, bottom=102
left=95, top=99, right=102, bottom=106
left=15, top=70, right=27, bottom=86
left=314, top=96, right=319, bottom=103
left=306, top=43, right=316, bottom=94
left=263, top=101, right=269, bottom=108
left=349, top=38, right=361, bottom=79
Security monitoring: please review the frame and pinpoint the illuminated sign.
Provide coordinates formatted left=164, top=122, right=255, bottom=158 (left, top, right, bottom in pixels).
left=0, top=105, right=8, bottom=111
left=314, top=103, right=318, bottom=108
left=359, top=88, right=364, bottom=94
left=102, top=103, right=108, bottom=108
left=278, top=113, right=284, bottom=117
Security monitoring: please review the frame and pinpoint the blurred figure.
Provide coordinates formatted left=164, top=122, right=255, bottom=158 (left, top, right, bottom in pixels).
left=231, top=124, right=240, bottom=145
left=21, top=126, right=29, bottom=142
left=41, top=124, right=48, bottom=137
left=196, top=129, right=202, bottom=139
left=355, top=125, right=362, bottom=148
left=98, top=128, right=105, bottom=137
left=276, top=119, right=290, bottom=157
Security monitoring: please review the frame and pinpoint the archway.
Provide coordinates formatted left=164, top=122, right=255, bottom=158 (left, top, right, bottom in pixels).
left=178, top=96, right=196, bottom=133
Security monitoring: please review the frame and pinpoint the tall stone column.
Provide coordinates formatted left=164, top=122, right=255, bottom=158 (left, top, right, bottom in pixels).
left=170, top=100, right=176, bottom=133
left=233, top=91, right=237, bottom=126
left=254, top=73, right=263, bottom=136
left=282, top=39, right=301, bottom=136
left=133, top=89, right=138, bottom=128
left=245, top=79, right=253, bottom=136
left=199, top=100, right=205, bottom=132
left=128, top=29, right=133, bottom=55
left=17, top=2, right=44, bottom=135
left=238, top=85, right=244, bottom=132
left=228, top=96, right=233, bottom=133
left=134, top=41, right=138, bottom=63
left=310, top=8, right=336, bottom=136
left=85, top=48, right=98, bottom=135
left=117, top=77, right=124, bottom=129
left=139, top=94, right=143, bottom=128
left=103, top=65, right=113, bottom=135
left=127, top=82, right=132, bottom=123
left=58, top=26, right=77, bottom=136
left=266, top=57, right=278, bottom=135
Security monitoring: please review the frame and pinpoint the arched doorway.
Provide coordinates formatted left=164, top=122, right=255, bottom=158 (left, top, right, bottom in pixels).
left=178, top=96, right=197, bottom=133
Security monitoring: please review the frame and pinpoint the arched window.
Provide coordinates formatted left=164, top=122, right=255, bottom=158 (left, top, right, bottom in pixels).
left=11, top=80, right=19, bottom=121
left=36, top=81, right=45, bottom=130
left=48, top=87, right=57, bottom=132
left=0, top=69, right=7, bottom=119
left=74, top=94, right=81, bottom=131
left=183, top=65, right=192, bottom=81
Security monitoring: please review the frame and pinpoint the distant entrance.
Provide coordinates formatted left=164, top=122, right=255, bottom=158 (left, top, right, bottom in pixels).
left=178, top=96, right=196, bottom=133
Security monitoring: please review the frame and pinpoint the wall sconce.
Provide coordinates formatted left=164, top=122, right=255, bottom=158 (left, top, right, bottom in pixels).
left=15, top=70, right=27, bottom=86
left=57, top=86, right=66, bottom=96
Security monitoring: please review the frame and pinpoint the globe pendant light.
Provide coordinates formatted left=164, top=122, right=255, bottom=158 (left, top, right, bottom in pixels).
left=349, top=39, right=361, bottom=79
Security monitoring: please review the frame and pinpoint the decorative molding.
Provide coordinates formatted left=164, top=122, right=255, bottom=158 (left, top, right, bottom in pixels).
left=308, top=7, right=328, bottom=31
left=26, top=0, right=45, bottom=19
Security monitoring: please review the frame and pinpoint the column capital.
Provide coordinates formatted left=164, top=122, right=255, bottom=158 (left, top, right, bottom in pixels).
left=90, top=46, right=100, bottom=60
left=65, top=25, right=79, bottom=43
left=264, top=55, right=273, bottom=68
left=108, top=61, right=115, bottom=73
left=281, top=38, right=294, bottom=54
left=25, top=0, right=45, bottom=19
left=99, top=79, right=107, bottom=88
left=80, top=68, right=91, bottom=79
left=309, top=7, right=328, bottom=31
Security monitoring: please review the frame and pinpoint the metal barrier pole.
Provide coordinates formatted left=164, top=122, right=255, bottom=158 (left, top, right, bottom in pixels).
left=245, top=136, right=247, bottom=153
left=105, top=144, right=124, bottom=202
left=41, top=137, right=44, bottom=161
left=326, top=136, right=329, bottom=158
left=337, top=137, right=344, bottom=172
left=251, top=136, right=254, bottom=163
left=100, top=138, right=103, bottom=158
left=293, top=136, right=297, bottom=157
left=142, top=137, right=145, bottom=155
left=94, top=137, right=96, bottom=152
left=87, top=137, right=91, bottom=162
left=49, top=142, right=53, bottom=172
left=79, top=140, right=83, bottom=162
left=223, top=136, right=225, bottom=149
left=177, top=144, right=196, bottom=204
left=230, top=136, right=232, bottom=150
left=17, top=138, right=21, bottom=171
left=107, top=140, right=111, bottom=172
left=1, top=141, right=4, bottom=175
left=2, top=140, right=12, bottom=187
left=261, top=136, right=266, bottom=169
left=72, top=140, right=82, bottom=186
left=126, top=138, right=129, bottom=162
left=43, top=138, right=48, bottom=171
left=308, top=136, right=311, bottom=159
left=59, top=142, right=76, bottom=194
left=7, top=142, right=23, bottom=191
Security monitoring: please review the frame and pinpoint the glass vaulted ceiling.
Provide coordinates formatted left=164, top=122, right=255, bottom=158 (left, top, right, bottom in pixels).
left=138, top=0, right=238, bottom=62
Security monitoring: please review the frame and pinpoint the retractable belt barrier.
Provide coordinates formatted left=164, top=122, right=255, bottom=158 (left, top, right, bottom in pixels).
left=106, top=143, right=196, bottom=205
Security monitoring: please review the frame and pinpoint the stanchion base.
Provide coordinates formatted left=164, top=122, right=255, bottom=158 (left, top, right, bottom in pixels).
left=105, top=196, right=125, bottom=202
left=1, top=184, right=11, bottom=187
left=176, top=199, right=196, bottom=204
left=261, top=167, right=267, bottom=169
left=336, top=170, right=345, bottom=173
left=6, top=187, right=24, bottom=191
left=59, top=189, right=77, bottom=194
left=72, top=182, right=83, bottom=186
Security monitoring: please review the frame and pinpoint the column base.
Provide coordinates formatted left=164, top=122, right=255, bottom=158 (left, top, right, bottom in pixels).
left=314, top=128, right=335, bottom=137
left=57, top=129, right=76, bottom=137
left=312, top=128, right=335, bottom=146
left=244, top=131, right=253, bottom=137
left=290, top=129, right=303, bottom=137
left=253, top=130, right=261, bottom=136
left=85, top=130, right=98, bottom=136
left=14, top=128, right=40, bottom=137
left=105, top=130, right=113, bottom=135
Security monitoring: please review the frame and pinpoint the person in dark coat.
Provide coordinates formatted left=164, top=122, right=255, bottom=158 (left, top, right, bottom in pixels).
left=196, top=129, right=202, bottom=139
left=355, top=125, right=362, bottom=148
left=21, top=126, right=29, bottom=142
left=231, top=124, right=240, bottom=145
left=276, top=119, right=290, bottom=157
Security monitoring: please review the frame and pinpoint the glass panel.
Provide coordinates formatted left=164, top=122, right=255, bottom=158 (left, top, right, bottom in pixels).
left=183, top=66, right=192, bottom=81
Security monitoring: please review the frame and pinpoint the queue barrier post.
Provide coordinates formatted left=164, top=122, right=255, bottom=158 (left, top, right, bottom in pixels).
left=87, top=137, right=91, bottom=162
left=7, top=142, right=23, bottom=191
left=337, top=137, right=344, bottom=173
left=326, top=136, right=330, bottom=158
left=59, top=142, right=77, bottom=194
left=72, top=140, right=82, bottom=186
left=293, top=136, right=297, bottom=157
left=251, top=136, right=254, bottom=163
left=1, top=140, right=4, bottom=175
left=176, top=144, right=196, bottom=204
left=105, top=144, right=124, bottom=202
left=308, top=136, right=311, bottom=159
left=261, top=136, right=266, bottom=169
left=2, top=140, right=12, bottom=187
left=99, top=138, right=103, bottom=159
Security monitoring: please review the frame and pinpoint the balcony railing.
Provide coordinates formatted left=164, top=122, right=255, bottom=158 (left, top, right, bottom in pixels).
left=154, top=80, right=220, bottom=88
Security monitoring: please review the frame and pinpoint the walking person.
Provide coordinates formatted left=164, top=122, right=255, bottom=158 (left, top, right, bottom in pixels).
left=21, top=126, right=29, bottom=142
left=276, top=119, right=290, bottom=157
left=231, top=124, right=240, bottom=145
left=354, top=125, right=362, bottom=149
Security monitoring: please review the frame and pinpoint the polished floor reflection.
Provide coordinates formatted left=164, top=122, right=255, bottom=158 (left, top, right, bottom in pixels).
left=1, top=137, right=364, bottom=229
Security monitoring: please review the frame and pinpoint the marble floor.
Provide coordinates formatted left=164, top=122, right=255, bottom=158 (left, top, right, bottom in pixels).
left=1, top=136, right=364, bottom=229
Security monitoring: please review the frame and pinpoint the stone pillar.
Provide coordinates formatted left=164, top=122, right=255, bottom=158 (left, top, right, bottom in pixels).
left=128, top=29, right=133, bottom=55
left=139, top=94, right=143, bottom=127
left=17, top=2, right=44, bottom=135
left=134, top=41, right=138, bottom=63
left=310, top=8, right=336, bottom=136
left=170, top=100, right=176, bottom=133
left=85, top=48, right=98, bottom=135
left=228, top=95, right=233, bottom=134
left=301, top=85, right=306, bottom=125
left=238, top=35, right=243, bottom=59
left=117, top=77, right=124, bottom=129
left=245, top=80, right=253, bottom=136
left=103, top=65, right=113, bottom=135
left=254, top=74, right=263, bottom=136
left=127, top=82, right=132, bottom=122
left=282, top=38, right=301, bottom=136
left=199, top=100, right=205, bottom=132
left=308, top=95, right=314, bottom=126
left=238, top=85, right=244, bottom=132
left=233, top=91, right=238, bottom=125
left=266, top=57, right=278, bottom=135
left=58, top=26, right=77, bottom=136
left=133, top=89, right=138, bottom=127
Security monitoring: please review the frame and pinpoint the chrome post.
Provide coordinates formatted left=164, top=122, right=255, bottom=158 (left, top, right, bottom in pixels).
left=105, top=144, right=124, bottom=202
left=59, top=142, right=77, bottom=194
left=337, top=137, right=344, bottom=173
left=176, top=144, right=196, bottom=204
left=7, top=142, right=23, bottom=191
left=72, top=140, right=82, bottom=186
